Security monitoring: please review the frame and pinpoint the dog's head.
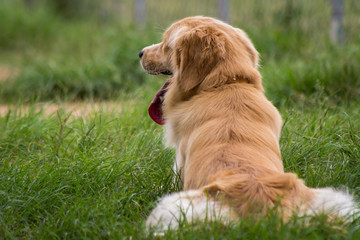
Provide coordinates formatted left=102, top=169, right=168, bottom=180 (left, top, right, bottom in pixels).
left=140, top=16, right=262, bottom=125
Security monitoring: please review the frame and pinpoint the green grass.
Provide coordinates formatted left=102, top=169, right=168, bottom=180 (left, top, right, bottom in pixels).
left=0, top=96, right=176, bottom=238
left=0, top=1, right=159, bottom=102
left=1, top=94, right=359, bottom=239
left=0, top=0, right=359, bottom=239
left=1, top=0, right=360, bottom=103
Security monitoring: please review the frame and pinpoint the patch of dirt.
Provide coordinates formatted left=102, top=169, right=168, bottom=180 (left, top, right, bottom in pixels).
left=0, top=64, right=124, bottom=118
left=0, top=102, right=122, bottom=118
left=0, top=65, right=19, bottom=82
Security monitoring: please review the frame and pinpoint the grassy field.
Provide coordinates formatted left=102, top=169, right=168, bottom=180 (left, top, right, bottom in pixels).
left=0, top=0, right=360, bottom=239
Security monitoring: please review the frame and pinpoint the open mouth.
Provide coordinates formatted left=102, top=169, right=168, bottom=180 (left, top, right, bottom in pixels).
left=161, top=70, right=172, bottom=75
left=145, top=69, right=172, bottom=76
left=148, top=81, right=170, bottom=125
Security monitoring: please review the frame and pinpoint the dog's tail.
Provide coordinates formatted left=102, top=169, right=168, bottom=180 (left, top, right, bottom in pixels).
left=146, top=168, right=358, bottom=231
left=203, top=168, right=309, bottom=218
left=203, top=167, right=358, bottom=219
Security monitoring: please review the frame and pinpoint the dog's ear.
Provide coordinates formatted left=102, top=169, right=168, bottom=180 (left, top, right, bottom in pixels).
left=227, top=28, right=263, bottom=91
left=174, top=26, right=226, bottom=92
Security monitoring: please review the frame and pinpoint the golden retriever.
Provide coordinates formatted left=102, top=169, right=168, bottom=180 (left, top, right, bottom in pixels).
left=139, top=16, right=357, bottom=230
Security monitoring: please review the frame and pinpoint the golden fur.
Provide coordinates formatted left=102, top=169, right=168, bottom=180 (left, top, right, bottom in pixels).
left=140, top=16, right=357, bottom=229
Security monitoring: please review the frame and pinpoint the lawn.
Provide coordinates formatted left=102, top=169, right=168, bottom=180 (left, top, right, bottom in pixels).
left=0, top=1, right=359, bottom=239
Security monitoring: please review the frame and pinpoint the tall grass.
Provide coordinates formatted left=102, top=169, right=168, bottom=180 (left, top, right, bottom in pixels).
left=0, top=96, right=359, bottom=239
left=0, top=101, right=175, bottom=238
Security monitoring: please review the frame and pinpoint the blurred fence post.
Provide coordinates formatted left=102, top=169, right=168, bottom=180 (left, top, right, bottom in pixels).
left=330, top=0, right=344, bottom=44
left=23, top=0, right=35, bottom=7
left=134, top=0, right=146, bottom=26
left=218, top=0, right=230, bottom=22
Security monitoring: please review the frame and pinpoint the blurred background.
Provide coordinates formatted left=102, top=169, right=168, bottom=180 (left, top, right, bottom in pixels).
left=0, top=0, right=359, bottom=104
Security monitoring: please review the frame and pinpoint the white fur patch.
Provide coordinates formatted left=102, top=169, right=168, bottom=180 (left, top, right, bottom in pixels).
left=307, top=188, right=359, bottom=220
left=146, top=190, right=234, bottom=231
left=146, top=188, right=359, bottom=232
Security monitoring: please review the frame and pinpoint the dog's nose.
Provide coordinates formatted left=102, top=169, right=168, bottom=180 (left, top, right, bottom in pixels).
left=139, top=49, right=144, bottom=58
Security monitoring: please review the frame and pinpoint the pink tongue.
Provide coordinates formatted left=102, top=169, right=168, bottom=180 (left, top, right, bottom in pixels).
left=148, top=82, right=170, bottom=125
